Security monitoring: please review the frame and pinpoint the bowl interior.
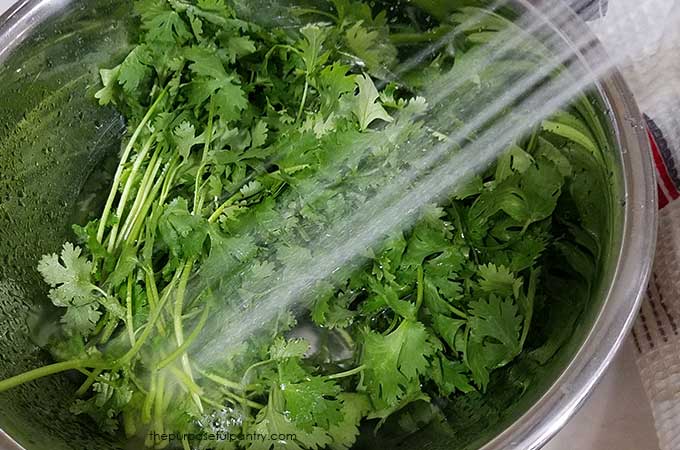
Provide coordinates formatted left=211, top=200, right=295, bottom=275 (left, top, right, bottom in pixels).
left=0, top=1, right=642, bottom=449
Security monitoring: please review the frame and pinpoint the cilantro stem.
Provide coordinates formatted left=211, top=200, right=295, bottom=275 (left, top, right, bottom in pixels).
left=447, top=303, right=468, bottom=319
left=415, top=265, right=424, bottom=312
left=99, top=312, right=119, bottom=345
left=519, top=269, right=537, bottom=349
left=208, top=192, right=243, bottom=223
left=198, top=369, right=252, bottom=392
left=198, top=387, right=262, bottom=410
left=292, top=7, right=338, bottom=22
left=384, top=314, right=399, bottom=335
left=527, top=128, right=540, bottom=153
left=180, top=308, right=203, bottom=320
left=117, top=145, right=163, bottom=247
left=157, top=303, right=210, bottom=369
left=112, top=270, right=181, bottom=370
left=142, top=370, right=156, bottom=424
left=337, top=328, right=355, bottom=348
left=223, top=389, right=264, bottom=409
left=267, top=164, right=310, bottom=180
left=263, top=44, right=299, bottom=75
left=128, top=158, right=178, bottom=246
left=241, top=359, right=274, bottom=385
left=144, top=268, right=167, bottom=336
left=75, top=367, right=104, bottom=397
left=75, top=368, right=93, bottom=377
left=173, top=260, right=203, bottom=413
left=169, top=366, right=203, bottom=396
left=107, top=131, right=159, bottom=253
left=173, top=260, right=193, bottom=347
left=129, top=371, right=148, bottom=395
left=160, top=157, right=181, bottom=203
left=125, top=276, right=136, bottom=347
left=91, top=313, right=108, bottom=337
left=193, top=96, right=215, bottom=215
left=326, top=365, right=365, bottom=380
left=389, top=28, right=450, bottom=45
left=296, top=78, right=309, bottom=123
left=97, top=87, right=168, bottom=243
left=197, top=394, right=225, bottom=410
left=92, top=285, right=110, bottom=298
left=0, top=360, right=110, bottom=393
left=154, top=371, right=168, bottom=448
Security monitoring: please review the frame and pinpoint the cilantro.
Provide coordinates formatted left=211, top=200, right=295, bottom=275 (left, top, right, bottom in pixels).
left=361, top=320, right=434, bottom=408
left=37, top=242, right=96, bottom=306
left=352, top=75, right=393, bottom=131
left=468, top=295, right=523, bottom=355
left=118, top=45, right=153, bottom=96
left=0, top=1, right=610, bottom=449
left=173, top=121, right=202, bottom=159
left=280, top=371, right=344, bottom=431
left=37, top=243, right=112, bottom=334
left=269, top=337, right=309, bottom=360
left=477, top=263, right=522, bottom=298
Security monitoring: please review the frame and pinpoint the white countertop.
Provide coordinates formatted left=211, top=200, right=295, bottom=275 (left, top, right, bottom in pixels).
left=0, top=1, right=662, bottom=449
left=545, top=340, right=659, bottom=450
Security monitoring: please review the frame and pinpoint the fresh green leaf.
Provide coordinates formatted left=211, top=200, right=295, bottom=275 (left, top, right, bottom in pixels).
left=352, top=74, right=393, bottom=131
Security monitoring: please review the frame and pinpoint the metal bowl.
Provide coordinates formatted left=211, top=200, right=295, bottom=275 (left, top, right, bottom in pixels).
left=0, top=0, right=657, bottom=449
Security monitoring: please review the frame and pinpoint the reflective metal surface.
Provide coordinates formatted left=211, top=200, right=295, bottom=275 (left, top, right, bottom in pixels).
left=0, top=1, right=657, bottom=449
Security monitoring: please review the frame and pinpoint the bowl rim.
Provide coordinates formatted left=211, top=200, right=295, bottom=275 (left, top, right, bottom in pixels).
left=0, top=1, right=658, bottom=449
left=0, top=0, right=70, bottom=63
left=478, top=1, right=657, bottom=449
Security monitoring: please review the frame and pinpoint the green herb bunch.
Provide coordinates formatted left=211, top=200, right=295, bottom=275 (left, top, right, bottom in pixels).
left=0, top=1, right=610, bottom=449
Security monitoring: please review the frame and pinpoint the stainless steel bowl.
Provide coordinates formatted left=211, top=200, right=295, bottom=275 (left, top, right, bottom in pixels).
left=0, top=0, right=657, bottom=449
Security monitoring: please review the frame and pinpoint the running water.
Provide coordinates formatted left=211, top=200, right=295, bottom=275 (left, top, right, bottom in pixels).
left=59, top=2, right=657, bottom=433
left=95, top=1, right=643, bottom=418
left=0, top=1, right=665, bottom=447
left=183, top=0, right=647, bottom=367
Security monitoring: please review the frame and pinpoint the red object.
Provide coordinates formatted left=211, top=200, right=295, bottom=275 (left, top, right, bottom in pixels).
left=648, top=128, right=679, bottom=209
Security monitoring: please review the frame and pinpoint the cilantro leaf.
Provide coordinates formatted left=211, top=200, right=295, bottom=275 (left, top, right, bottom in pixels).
left=344, top=22, right=397, bottom=77
left=60, top=304, right=103, bottom=336
left=367, top=279, right=416, bottom=320
left=431, top=314, right=465, bottom=350
left=468, top=295, right=523, bottom=353
left=361, top=320, right=433, bottom=408
left=37, top=243, right=105, bottom=334
left=432, top=356, right=474, bottom=396
left=38, top=242, right=95, bottom=304
left=298, top=24, right=331, bottom=76
left=269, top=337, right=310, bottom=360
left=477, top=263, right=522, bottom=298
left=158, top=198, right=209, bottom=260
left=70, top=373, right=133, bottom=434
left=137, top=0, right=192, bottom=44
left=352, top=74, right=393, bottom=131
left=10, top=0, right=612, bottom=445
left=118, top=45, right=152, bottom=96
left=184, top=46, right=248, bottom=121
left=279, top=371, right=344, bottom=432
left=328, top=393, right=371, bottom=450
left=401, top=210, right=451, bottom=269
left=172, top=121, right=202, bottom=159
left=95, top=66, right=121, bottom=106
left=247, top=387, right=333, bottom=450
left=316, top=63, right=356, bottom=116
